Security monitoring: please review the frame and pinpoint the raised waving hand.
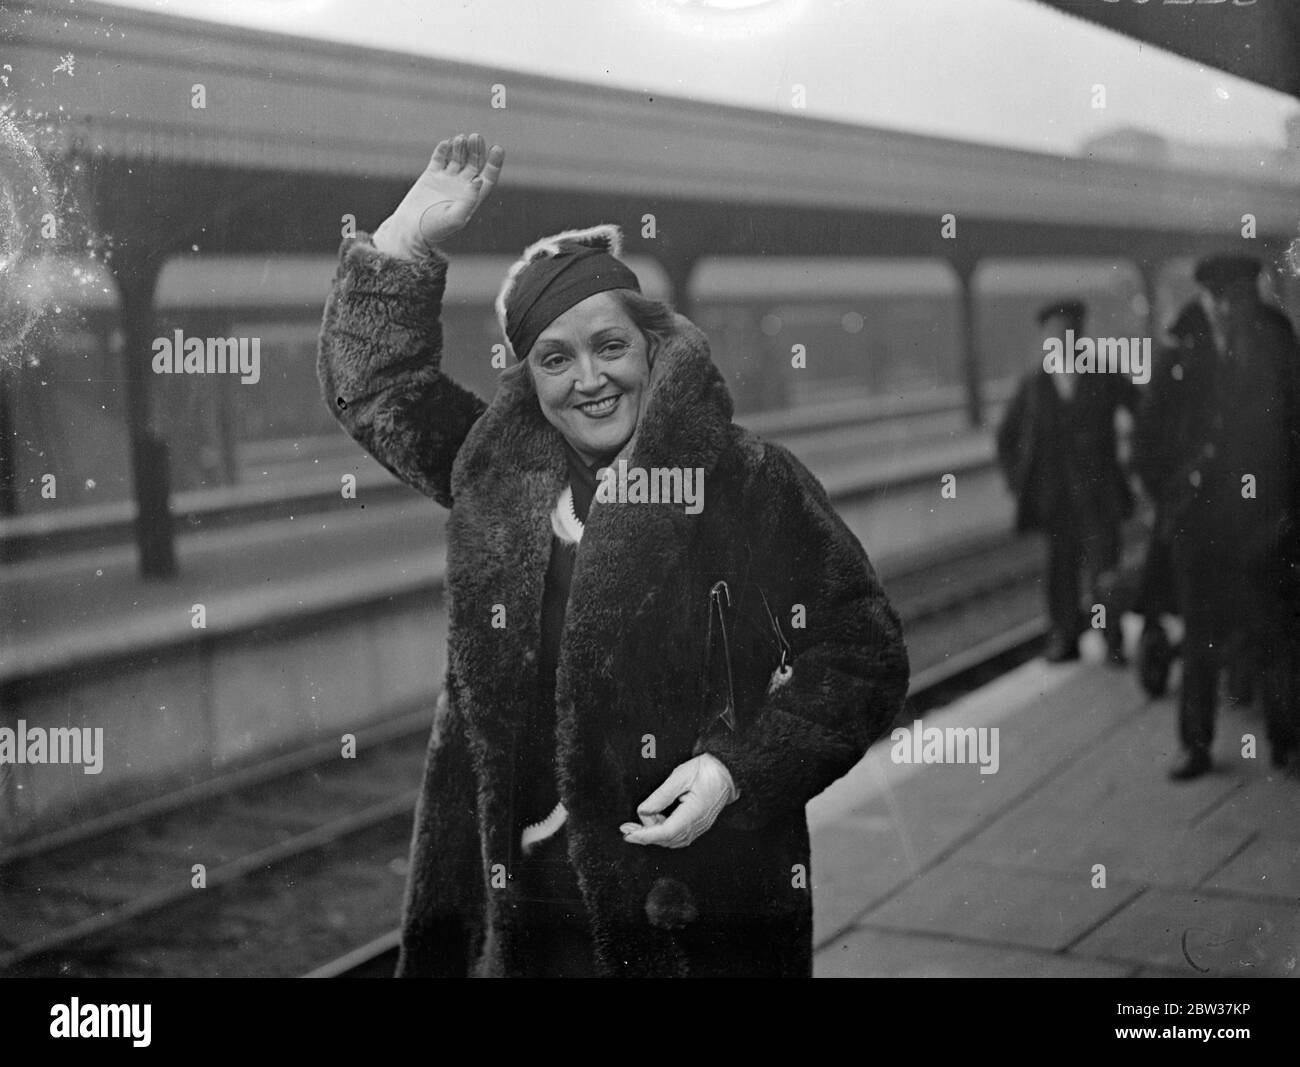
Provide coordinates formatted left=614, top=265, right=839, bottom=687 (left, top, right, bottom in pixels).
left=372, top=132, right=505, bottom=259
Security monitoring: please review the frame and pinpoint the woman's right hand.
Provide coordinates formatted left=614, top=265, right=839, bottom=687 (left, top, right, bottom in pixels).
left=372, top=133, right=505, bottom=259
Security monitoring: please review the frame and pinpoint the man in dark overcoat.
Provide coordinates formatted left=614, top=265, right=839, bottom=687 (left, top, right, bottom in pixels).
left=996, top=300, right=1139, bottom=664
left=1132, top=254, right=1300, bottom=780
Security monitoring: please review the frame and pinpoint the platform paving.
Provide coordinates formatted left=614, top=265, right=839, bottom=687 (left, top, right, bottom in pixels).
left=808, top=634, right=1300, bottom=978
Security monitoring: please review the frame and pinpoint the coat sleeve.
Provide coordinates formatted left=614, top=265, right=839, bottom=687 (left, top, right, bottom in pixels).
left=1131, top=342, right=1181, bottom=500
left=316, top=234, right=488, bottom=508
left=1267, top=310, right=1300, bottom=496
left=696, top=444, right=910, bottom=830
left=1265, top=309, right=1300, bottom=557
left=395, top=685, right=485, bottom=977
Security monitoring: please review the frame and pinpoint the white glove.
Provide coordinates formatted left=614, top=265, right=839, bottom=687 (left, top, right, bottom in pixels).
left=620, top=754, right=738, bottom=849
left=372, top=132, right=504, bottom=260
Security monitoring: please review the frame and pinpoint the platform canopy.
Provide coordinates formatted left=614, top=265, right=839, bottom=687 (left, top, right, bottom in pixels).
left=1031, top=0, right=1300, bottom=101
left=4, top=0, right=1298, bottom=246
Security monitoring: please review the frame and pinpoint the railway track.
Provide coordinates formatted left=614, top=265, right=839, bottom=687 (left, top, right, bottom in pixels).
left=0, top=536, right=1049, bottom=978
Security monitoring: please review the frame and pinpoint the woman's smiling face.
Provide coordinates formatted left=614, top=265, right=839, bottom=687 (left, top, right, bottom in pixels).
left=526, top=291, right=651, bottom=465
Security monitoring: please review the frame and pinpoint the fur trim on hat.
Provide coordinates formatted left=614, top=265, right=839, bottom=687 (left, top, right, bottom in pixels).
left=494, top=223, right=626, bottom=361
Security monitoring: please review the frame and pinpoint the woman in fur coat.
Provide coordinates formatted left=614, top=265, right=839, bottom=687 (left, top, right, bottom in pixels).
left=317, top=132, right=910, bottom=977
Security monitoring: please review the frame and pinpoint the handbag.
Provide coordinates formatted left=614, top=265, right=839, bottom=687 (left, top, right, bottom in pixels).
left=700, top=580, right=793, bottom=735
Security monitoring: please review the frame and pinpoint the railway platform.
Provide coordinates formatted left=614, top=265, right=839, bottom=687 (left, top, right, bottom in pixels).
left=808, top=636, right=1300, bottom=978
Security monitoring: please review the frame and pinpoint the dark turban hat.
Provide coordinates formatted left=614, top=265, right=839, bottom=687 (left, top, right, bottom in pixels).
left=495, top=224, right=641, bottom=361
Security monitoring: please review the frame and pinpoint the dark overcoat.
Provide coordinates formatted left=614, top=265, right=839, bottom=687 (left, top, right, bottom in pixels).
left=1132, top=298, right=1300, bottom=570
left=316, top=235, right=910, bottom=978
left=996, top=367, right=1137, bottom=535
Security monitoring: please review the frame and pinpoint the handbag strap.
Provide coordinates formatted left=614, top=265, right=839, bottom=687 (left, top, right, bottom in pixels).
left=705, top=580, right=738, bottom=732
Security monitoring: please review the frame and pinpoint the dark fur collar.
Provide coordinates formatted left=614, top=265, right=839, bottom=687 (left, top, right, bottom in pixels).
left=443, top=314, right=738, bottom=795
left=441, top=315, right=740, bottom=973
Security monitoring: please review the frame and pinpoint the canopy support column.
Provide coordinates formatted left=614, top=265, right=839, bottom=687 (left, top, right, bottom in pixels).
left=951, top=256, right=984, bottom=429
left=110, top=246, right=177, bottom=580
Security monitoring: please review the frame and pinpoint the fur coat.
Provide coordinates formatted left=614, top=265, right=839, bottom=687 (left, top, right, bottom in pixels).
left=316, top=234, right=910, bottom=977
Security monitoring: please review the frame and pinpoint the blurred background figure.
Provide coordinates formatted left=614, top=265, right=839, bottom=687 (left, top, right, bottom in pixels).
left=1129, top=303, right=1210, bottom=701
left=996, top=299, right=1140, bottom=664
left=1133, top=254, right=1300, bottom=781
